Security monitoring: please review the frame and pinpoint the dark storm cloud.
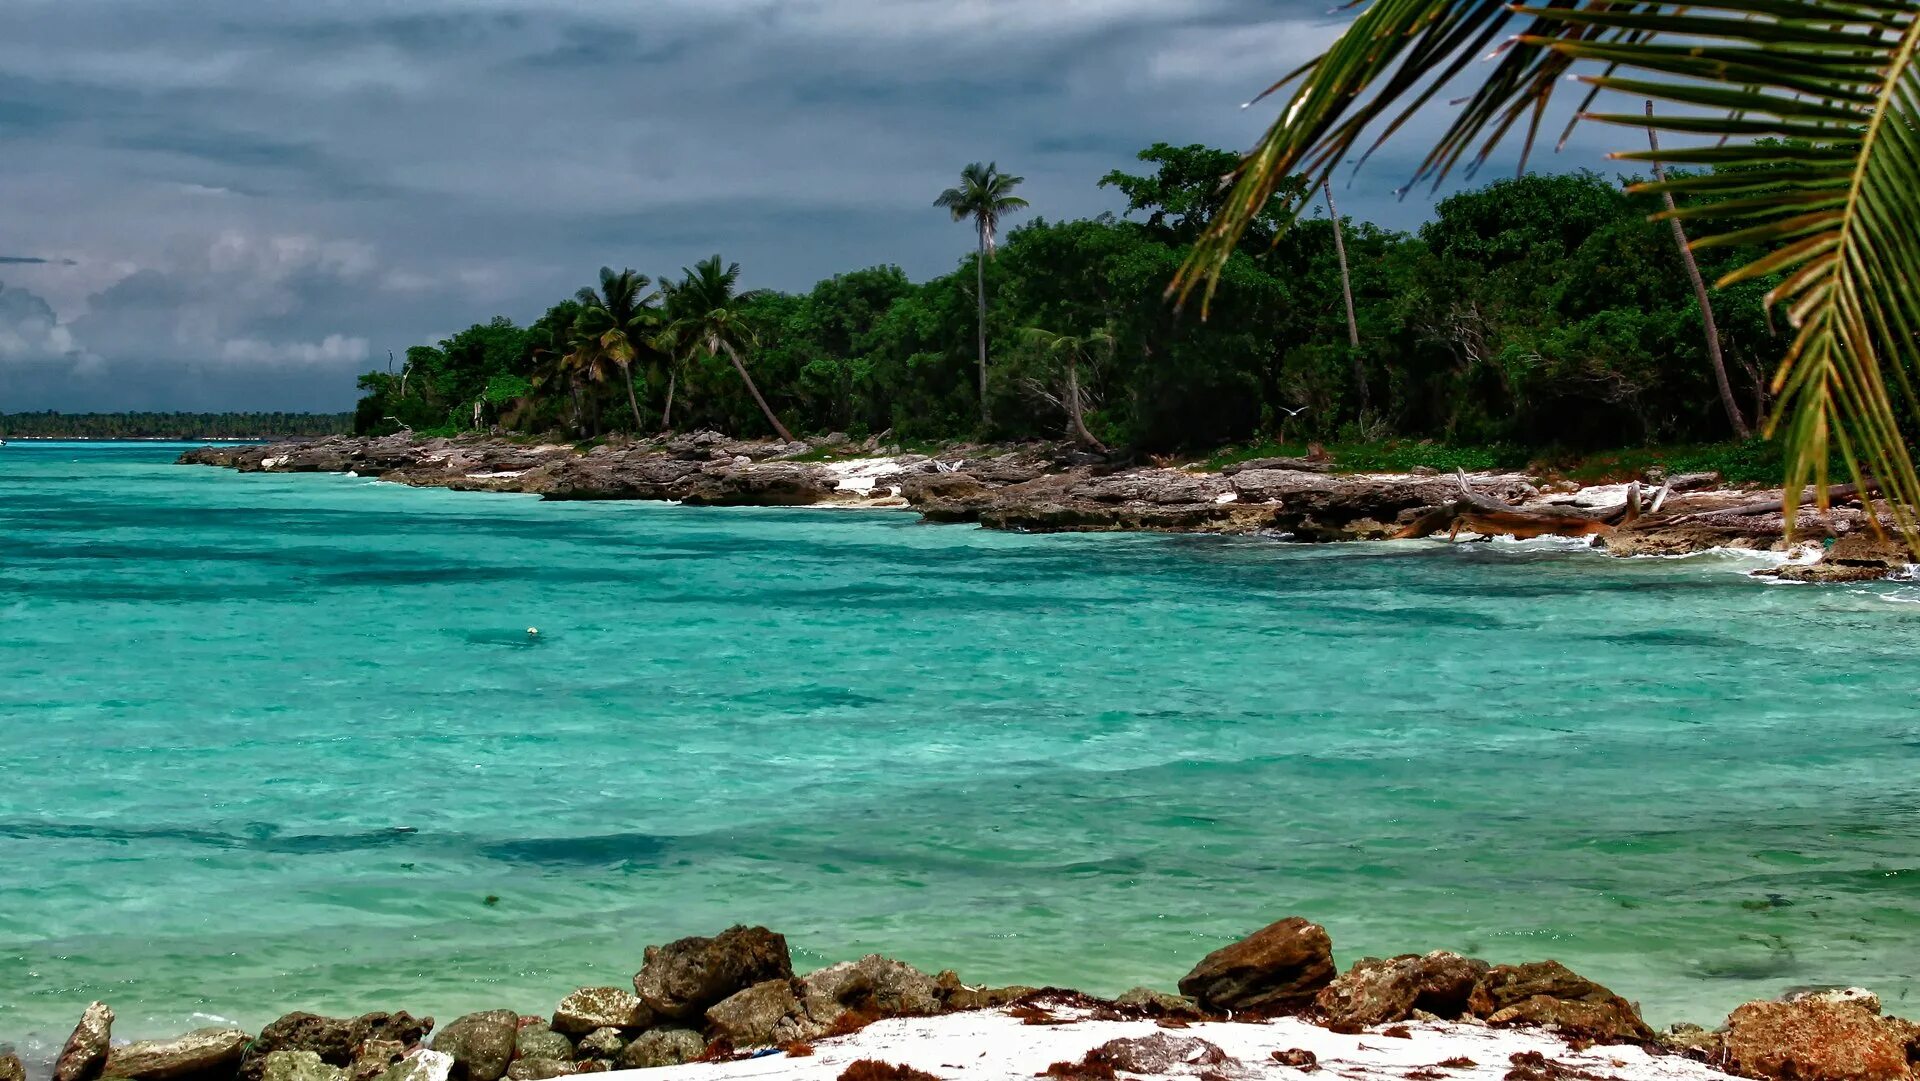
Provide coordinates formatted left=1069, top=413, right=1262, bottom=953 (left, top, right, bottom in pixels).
left=0, top=0, right=1619, bottom=411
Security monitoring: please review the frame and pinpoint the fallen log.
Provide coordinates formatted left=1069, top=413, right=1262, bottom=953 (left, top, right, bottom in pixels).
left=1396, top=472, right=1639, bottom=541
left=1672, top=480, right=1881, bottom=522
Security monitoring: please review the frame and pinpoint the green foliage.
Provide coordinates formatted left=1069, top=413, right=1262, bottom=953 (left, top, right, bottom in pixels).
left=1, top=412, right=350, bottom=440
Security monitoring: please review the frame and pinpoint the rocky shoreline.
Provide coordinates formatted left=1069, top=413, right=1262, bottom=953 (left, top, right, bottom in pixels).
left=7, top=917, right=1909, bottom=1081
left=178, top=433, right=1914, bottom=583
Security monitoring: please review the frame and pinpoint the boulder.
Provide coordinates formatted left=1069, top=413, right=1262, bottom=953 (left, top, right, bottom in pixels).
left=1315, top=952, right=1488, bottom=1027
left=1227, top=469, right=1340, bottom=504
left=1785, top=987, right=1882, bottom=1013
left=1177, top=917, right=1336, bottom=1015
left=373, top=1051, right=452, bottom=1081
left=3, top=1052, right=26, bottom=1081
left=941, top=984, right=1039, bottom=1012
left=615, top=1030, right=706, bottom=1070
left=1088, top=1033, right=1234, bottom=1074
left=632, top=925, right=793, bottom=1021
left=1114, top=988, right=1206, bottom=1020
left=550, top=988, right=649, bottom=1036
left=260, top=1052, right=346, bottom=1081
left=1723, top=998, right=1911, bottom=1081
left=104, top=1028, right=251, bottom=1081
left=502, top=1063, right=575, bottom=1081
left=55, top=1002, right=114, bottom=1081
left=511, top=1025, right=571, bottom=1064
left=801, top=956, right=943, bottom=1025
left=570, top=1031, right=621, bottom=1062
left=430, top=1012, right=518, bottom=1081
left=244, top=1013, right=433, bottom=1081
left=678, top=463, right=833, bottom=507
left=704, top=980, right=815, bottom=1048
left=1659, top=1024, right=1721, bottom=1057
left=1468, top=962, right=1654, bottom=1044
left=347, top=1043, right=407, bottom=1081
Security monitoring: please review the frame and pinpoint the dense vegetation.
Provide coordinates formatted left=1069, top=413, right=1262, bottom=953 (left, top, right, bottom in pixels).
left=355, top=146, right=1782, bottom=458
left=2, top=412, right=351, bottom=440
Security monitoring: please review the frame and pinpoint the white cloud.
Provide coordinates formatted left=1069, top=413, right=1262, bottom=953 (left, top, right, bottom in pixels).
left=218, top=333, right=371, bottom=367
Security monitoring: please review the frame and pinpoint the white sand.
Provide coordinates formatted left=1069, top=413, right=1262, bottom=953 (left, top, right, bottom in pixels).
left=605, top=1006, right=1732, bottom=1081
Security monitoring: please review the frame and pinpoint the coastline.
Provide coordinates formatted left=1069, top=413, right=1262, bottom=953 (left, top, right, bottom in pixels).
left=176, top=431, right=1914, bottom=584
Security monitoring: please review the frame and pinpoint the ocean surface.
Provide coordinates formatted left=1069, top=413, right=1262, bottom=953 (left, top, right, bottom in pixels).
left=5, top=441, right=1920, bottom=1052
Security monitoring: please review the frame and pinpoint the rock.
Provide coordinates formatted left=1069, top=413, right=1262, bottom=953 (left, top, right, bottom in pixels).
left=570, top=1031, right=621, bottom=1062
left=244, top=1013, right=434, bottom=1081
left=1069, top=471, right=1229, bottom=506
left=260, top=1052, right=346, bottom=1081
left=1666, top=471, right=1722, bottom=492
left=1088, top=1033, right=1234, bottom=1075
left=430, top=1011, right=518, bottom=1081
left=3, top=1052, right=26, bottom=1081
left=1222, top=457, right=1332, bottom=475
left=1227, top=468, right=1341, bottom=504
left=632, top=925, right=794, bottom=1022
left=1315, top=952, right=1488, bottom=1027
left=801, top=956, right=943, bottom=1026
left=1177, top=916, right=1336, bottom=1015
left=55, top=1003, right=115, bottom=1081
left=512, top=1025, right=572, bottom=1064
left=347, top=1043, right=407, bottom=1081
left=1468, top=962, right=1654, bottom=1044
left=1723, top=998, right=1911, bottom=1081
left=679, top=463, right=833, bottom=507
left=1114, top=988, right=1206, bottom=1020
left=550, top=988, right=649, bottom=1036
left=1659, top=1024, right=1721, bottom=1057
left=615, top=1030, right=706, bottom=1070
left=373, top=1051, right=453, bottom=1081
left=104, top=1028, right=251, bottom=1081
left=941, top=984, right=1039, bottom=1012
left=704, top=979, right=815, bottom=1048
left=1785, top=987, right=1882, bottom=1014
left=503, top=1062, right=576, bottom=1081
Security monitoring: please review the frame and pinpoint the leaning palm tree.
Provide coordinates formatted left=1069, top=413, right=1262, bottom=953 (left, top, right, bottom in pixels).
left=936, top=162, right=1030, bottom=427
left=661, top=256, right=795, bottom=442
left=575, top=267, right=657, bottom=431
left=1177, top=0, right=1920, bottom=540
left=1021, top=326, right=1113, bottom=453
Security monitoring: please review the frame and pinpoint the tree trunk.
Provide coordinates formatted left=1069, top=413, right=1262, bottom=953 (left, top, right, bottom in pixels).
left=1324, top=183, right=1367, bottom=415
left=975, top=221, right=991, bottom=428
left=720, top=339, right=795, bottom=442
left=621, top=362, right=645, bottom=431
left=1646, top=101, right=1751, bottom=439
left=661, top=368, right=677, bottom=431
left=1064, top=352, right=1108, bottom=453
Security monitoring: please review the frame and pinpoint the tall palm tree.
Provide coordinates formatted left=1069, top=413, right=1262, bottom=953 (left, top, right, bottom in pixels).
left=1175, top=0, right=1920, bottom=540
left=1322, top=183, right=1365, bottom=415
left=575, top=267, right=658, bottom=432
left=936, top=162, right=1030, bottom=427
left=1021, top=326, right=1113, bottom=452
left=662, top=255, right=795, bottom=442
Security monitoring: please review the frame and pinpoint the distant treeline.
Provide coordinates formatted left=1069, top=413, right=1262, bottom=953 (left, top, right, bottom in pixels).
left=1, top=412, right=353, bottom=440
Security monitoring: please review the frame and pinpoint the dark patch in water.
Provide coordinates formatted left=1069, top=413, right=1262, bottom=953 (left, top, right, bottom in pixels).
left=0, top=821, right=668, bottom=867
left=1598, top=628, right=1747, bottom=649
left=478, top=833, right=669, bottom=867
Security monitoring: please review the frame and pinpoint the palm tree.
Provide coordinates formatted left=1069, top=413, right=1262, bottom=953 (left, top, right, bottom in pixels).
left=1322, top=183, right=1365, bottom=415
left=662, top=255, right=795, bottom=442
left=1175, top=0, right=1920, bottom=540
left=936, top=162, right=1030, bottom=428
left=575, top=267, right=658, bottom=432
left=1021, top=326, right=1112, bottom=452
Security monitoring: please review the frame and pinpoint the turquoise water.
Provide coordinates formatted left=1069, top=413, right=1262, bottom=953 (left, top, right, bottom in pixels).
left=5, top=442, right=1920, bottom=1052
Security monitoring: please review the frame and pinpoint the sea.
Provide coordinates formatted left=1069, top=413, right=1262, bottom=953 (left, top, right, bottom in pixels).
left=4, top=440, right=1920, bottom=1055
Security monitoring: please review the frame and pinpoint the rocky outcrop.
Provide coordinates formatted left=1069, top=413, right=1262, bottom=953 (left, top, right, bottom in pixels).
left=1177, top=917, right=1336, bottom=1016
left=429, top=1012, right=518, bottom=1081
left=704, top=979, right=814, bottom=1048
left=54, top=1003, right=115, bottom=1081
left=1114, top=987, right=1206, bottom=1020
left=1722, top=997, right=1913, bottom=1081
left=104, top=1028, right=250, bottom=1081
left=615, top=1030, right=705, bottom=1070
left=260, top=1052, right=347, bottom=1081
left=632, top=925, right=794, bottom=1022
left=801, top=955, right=944, bottom=1025
left=243, top=1012, right=433, bottom=1081
left=1467, top=962, right=1655, bottom=1044
left=1759, top=533, right=1912, bottom=584
left=550, top=988, right=648, bottom=1036
left=1316, top=951, right=1488, bottom=1028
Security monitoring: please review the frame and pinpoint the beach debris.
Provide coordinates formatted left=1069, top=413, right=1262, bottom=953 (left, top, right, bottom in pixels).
left=550, top=988, right=648, bottom=1036
left=103, top=1028, right=250, bottom=1081
left=632, top=925, right=794, bottom=1022
left=1317, top=953, right=1488, bottom=1029
left=1178, top=916, right=1337, bottom=1015
left=54, top=1003, right=115, bottom=1081
left=1722, top=996, right=1913, bottom=1081
left=259, top=1052, right=345, bottom=1081
left=614, top=1029, right=705, bottom=1070
left=430, top=1012, right=517, bottom=1081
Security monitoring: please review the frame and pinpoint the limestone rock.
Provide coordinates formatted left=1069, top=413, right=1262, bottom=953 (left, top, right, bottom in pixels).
left=55, top=1002, right=115, bottom=1081
left=260, top=1051, right=346, bottom=1081
left=801, top=956, right=943, bottom=1026
left=503, top=1062, right=576, bottom=1081
left=1069, top=471, right=1229, bottom=506
left=1114, top=988, right=1206, bottom=1020
left=1487, top=996, right=1655, bottom=1045
left=704, top=979, right=815, bottom=1048
left=570, top=1031, right=621, bottom=1062
left=244, top=1013, right=433, bottom=1081
left=104, top=1028, right=251, bottom=1081
left=511, top=1025, right=571, bottom=1064
left=430, top=1012, right=518, bottom=1081
left=632, top=925, right=793, bottom=1021
left=1659, top=1024, right=1721, bottom=1057
left=347, top=1043, right=407, bottom=1081
left=941, top=984, right=1038, bottom=1012
left=1227, top=469, right=1340, bottom=504
left=1785, top=987, right=1882, bottom=1014
left=373, top=1051, right=452, bottom=1081
left=1724, top=998, right=1911, bottom=1081
left=3, top=1051, right=27, bottom=1081
left=1468, top=962, right=1654, bottom=1044
left=1177, top=917, right=1336, bottom=1015
left=551, top=988, right=649, bottom=1036
left=1089, top=1033, right=1234, bottom=1075
left=1315, top=952, right=1488, bottom=1027
left=615, top=1030, right=705, bottom=1070
left=679, top=463, right=833, bottom=507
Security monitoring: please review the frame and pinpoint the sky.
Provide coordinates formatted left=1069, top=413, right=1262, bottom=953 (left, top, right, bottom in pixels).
left=0, top=0, right=1621, bottom=413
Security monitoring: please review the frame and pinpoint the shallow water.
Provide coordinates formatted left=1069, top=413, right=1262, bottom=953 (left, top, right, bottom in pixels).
left=4, top=441, right=1920, bottom=1050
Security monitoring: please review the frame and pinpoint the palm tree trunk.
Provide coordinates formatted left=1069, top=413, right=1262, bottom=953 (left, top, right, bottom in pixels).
left=1064, top=352, right=1107, bottom=453
left=720, top=340, right=795, bottom=443
left=662, top=368, right=677, bottom=431
left=1324, top=183, right=1366, bottom=415
left=621, top=362, right=645, bottom=431
left=1646, top=101, right=1751, bottom=439
left=976, top=220, right=991, bottom=428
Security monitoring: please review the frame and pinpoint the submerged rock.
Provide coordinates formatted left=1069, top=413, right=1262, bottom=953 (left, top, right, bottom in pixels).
left=260, top=1051, right=346, bottom=1081
left=1177, top=916, right=1336, bottom=1015
left=1468, top=961, right=1654, bottom=1044
left=55, top=1003, right=114, bottom=1081
left=615, top=1030, right=705, bottom=1070
left=550, top=988, right=649, bottom=1036
left=1316, top=951, right=1487, bottom=1027
left=632, top=925, right=793, bottom=1022
left=1723, top=998, right=1912, bottom=1081
left=104, top=1028, right=251, bottom=1081
left=430, top=1012, right=518, bottom=1081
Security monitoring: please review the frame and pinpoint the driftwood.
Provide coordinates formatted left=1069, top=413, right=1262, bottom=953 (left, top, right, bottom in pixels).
left=1394, top=472, right=1645, bottom=541
left=1672, top=480, right=1881, bottom=522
